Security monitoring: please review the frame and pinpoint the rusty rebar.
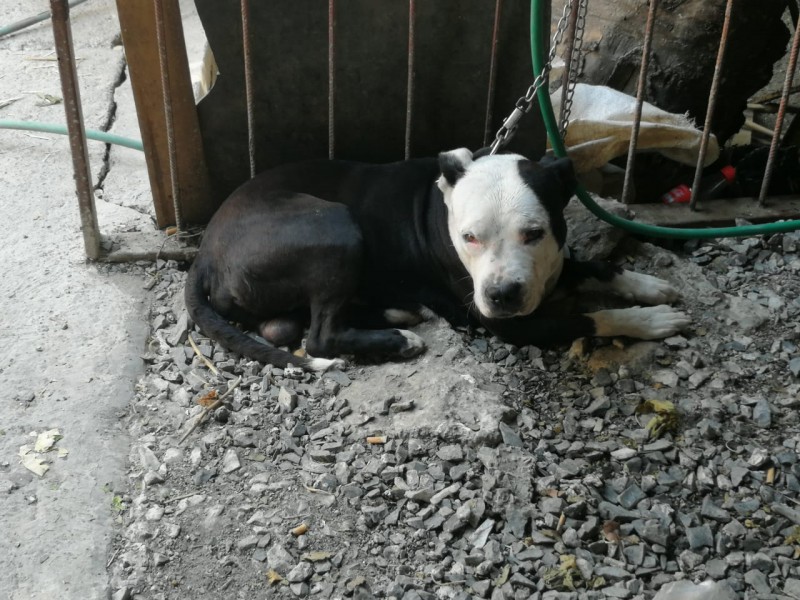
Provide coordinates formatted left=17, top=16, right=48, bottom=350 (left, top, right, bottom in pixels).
left=328, top=0, right=336, bottom=159
left=758, top=18, right=800, bottom=205
left=483, top=0, right=503, bottom=147
left=404, top=0, right=417, bottom=159
left=689, top=0, right=734, bottom=211
left=621, top=0, right=659, bottom=205
left=241, top=0, right=256, bottom=178
left=154, top=0, right=183, bottom=231
left=49, top=0, right=101, bottom=259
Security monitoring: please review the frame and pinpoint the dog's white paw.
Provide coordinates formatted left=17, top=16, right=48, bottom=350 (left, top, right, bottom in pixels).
left=613, top=271, right=681, bottom=305
left=591, top=305, right=690, bottom=340
left=397, top=329, right=426, bottom=358
left=307, top=357, right=347, bottom=372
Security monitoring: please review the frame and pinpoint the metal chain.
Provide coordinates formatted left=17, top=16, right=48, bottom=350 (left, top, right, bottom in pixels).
left=558, top=0, right=587, bottom=138
left=489, top=0, right=573, bottom=154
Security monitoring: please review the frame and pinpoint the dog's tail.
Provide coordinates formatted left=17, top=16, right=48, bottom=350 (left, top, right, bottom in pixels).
left=184, top=260, right=341, bottom=372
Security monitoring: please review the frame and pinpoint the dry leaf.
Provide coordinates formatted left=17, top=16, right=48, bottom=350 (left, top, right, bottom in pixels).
left=34, top=428, right=62, bottom=452
left=635, top=399, right=675, bottom=415
left=20, top=453, right=49, bottom=477
left=36, top=93, right=62, bottom=106
left=266, top=569, right=283, bottom=585
left=493, top=564, right=510, bottom=587
left=543, top=554, right=580, bottom=591
left=301, top=551, right=332, bottom=562
left=196, top=389, right=218, bottom=407
left=603, top=520, right=621, bottom=543
left=637, top=399, right=679, bottom=438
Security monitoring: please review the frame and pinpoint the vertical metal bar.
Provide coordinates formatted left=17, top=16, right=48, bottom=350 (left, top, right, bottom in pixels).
left=558, top=0, right=580, bottom=137
left=328, top=0, right=336, bottom=160
left=759, top=20, right=800, bottom=205
left=621, top=0, right=659, bottom=205
left=689, top=0, right=734, bottom=211
left=405, top=0, right=417, bottom=159
left=483, top=0, right=503, bottom=147
left=49, top=0, right=101, bottom=259
left=154, top=0, right=183, bottom=231
left=241, top=0, right=256, bottom=178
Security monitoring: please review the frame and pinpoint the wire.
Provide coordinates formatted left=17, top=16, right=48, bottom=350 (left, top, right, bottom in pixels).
left=0, top=0, right=90, bottom=39
left=530, top=0, right=800, bottom=239
left=0, top=119, right=143, bottom=151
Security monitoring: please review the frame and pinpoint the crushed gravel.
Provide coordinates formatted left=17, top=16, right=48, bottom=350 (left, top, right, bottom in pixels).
left=107, top=230, right=800, bottom=600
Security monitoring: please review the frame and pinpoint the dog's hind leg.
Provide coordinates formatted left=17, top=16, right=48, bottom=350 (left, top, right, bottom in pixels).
left=559, top=258, right=680, bottom=305
left=306, top=303, right=426, bottom=361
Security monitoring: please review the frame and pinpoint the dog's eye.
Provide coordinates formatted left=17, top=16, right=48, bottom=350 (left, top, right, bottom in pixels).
left=462, top=233, right=479, bottom=245
left=522, top=228, right=544, bottom=244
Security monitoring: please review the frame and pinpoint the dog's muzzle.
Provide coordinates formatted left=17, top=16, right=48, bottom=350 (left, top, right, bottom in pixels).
left=484, top=280, right=524, bottom=316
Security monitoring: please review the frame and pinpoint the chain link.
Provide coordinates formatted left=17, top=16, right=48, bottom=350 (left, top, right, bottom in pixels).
left=558, top=0, right=587, bottom=138
left=489, top=0, right=573, bottom=154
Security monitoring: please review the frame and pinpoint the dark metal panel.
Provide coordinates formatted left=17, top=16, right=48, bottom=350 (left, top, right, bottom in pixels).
left=195, top=0, right=547, bottom=205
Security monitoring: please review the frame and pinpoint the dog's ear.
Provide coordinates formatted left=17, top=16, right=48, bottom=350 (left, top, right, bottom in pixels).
left=545, top=157, right=577, bottom=205
left=437, top=148, right=473, bottom=192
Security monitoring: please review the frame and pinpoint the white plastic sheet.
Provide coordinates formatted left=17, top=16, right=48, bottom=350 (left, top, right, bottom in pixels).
left=551, top=84, right=720, bottom=173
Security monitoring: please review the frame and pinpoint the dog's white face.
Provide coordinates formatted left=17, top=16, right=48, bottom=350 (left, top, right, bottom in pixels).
left=437, top=148, right=576, bottom=319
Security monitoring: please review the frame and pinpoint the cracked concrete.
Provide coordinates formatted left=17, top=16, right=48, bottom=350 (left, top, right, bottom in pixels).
left=0, top=1, right=214, bottom=597
left=0, top=2, right=151, bottom=598
left=93, top=56, right=128, bottom=194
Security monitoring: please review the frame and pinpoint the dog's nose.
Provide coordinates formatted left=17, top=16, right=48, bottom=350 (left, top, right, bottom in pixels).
left=486, top=281, right=522, bottom=310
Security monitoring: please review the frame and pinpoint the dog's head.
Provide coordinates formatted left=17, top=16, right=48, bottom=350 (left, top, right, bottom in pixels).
left=437, top=148, right=576, bottom=319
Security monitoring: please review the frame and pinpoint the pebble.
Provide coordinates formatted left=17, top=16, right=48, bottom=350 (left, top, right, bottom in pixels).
left=279, top=387, right=298, bottom=412
left=222, top=448, right=241, bottom=473
left=437, top=445, right=464, bottom=462
left=700, top=496, right=731, bottom=523
left=611, top=448, right=637, bottom=461
left=267, top=543, right=295, bottom=573
left=287, top=562, right=314, bottom=583
left=752, top=399, right=772, bottom=428
left=617, top=484, right=645, bottom=509
left=789, top=357, right=800, bottom=377
left=498, top=422, right=523, bottom=447
left=685, top=524, right=714, bottom=549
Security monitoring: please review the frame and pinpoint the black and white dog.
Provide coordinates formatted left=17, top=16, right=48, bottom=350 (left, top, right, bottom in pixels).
left=185, top=149, right=689, bottom=372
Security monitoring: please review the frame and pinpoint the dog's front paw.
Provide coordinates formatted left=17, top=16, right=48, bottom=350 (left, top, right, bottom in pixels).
left=615, top=271, right=681, bottom=305
left=592, top=305, right=690, bottom=340
left=397, top=329, right=426, bottom=358
left=624, top=305, right=690, bottom=339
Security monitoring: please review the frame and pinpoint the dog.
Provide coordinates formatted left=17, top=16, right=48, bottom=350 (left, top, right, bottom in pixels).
left=185, top=149, right=689, bottom=372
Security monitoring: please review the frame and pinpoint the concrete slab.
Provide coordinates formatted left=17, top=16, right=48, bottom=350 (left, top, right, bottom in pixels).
left=0, top=2, right=150, bottom=598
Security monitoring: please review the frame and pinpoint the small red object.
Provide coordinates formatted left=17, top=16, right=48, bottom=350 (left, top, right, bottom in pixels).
left=660, top=166, right=736, bottom=205
left=661, top=184, right=692, bottom=205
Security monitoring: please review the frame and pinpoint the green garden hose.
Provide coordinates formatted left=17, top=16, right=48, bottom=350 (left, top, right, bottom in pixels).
left=530, top=0, right=800, bottom=238
left=0, top=119, right=143, bottom=151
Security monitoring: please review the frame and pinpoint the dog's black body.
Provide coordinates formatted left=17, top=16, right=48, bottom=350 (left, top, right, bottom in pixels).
left=186, top=154, right=679, bottom=370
